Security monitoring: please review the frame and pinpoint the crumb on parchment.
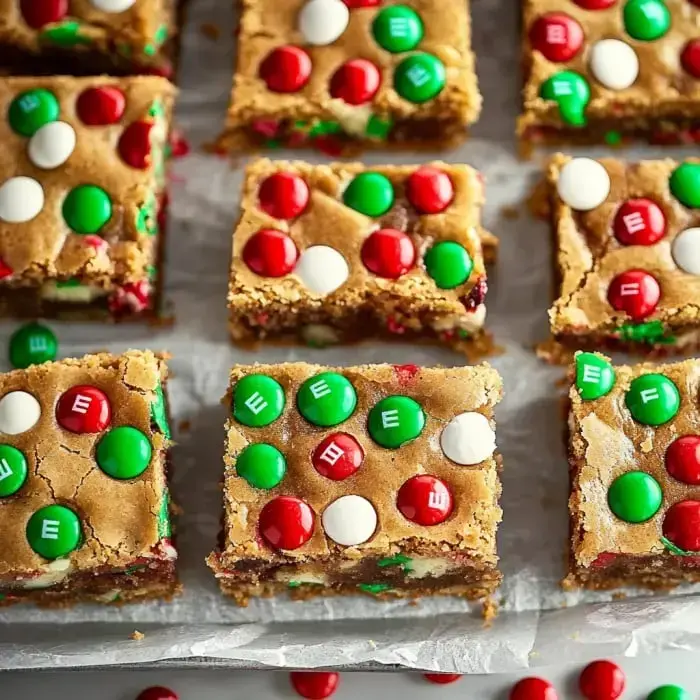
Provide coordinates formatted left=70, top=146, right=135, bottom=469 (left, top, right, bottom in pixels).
left=131, top=630, right=145, bottom=641
left=482, top=597, right=498, bottom=627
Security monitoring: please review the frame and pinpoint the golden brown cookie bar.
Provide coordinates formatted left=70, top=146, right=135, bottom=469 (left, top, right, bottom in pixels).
left=217, top=0, right=482, bottom=155
left=518, top=0, right=700, bottom=155
left=0, top=0, right=182, bottom=78
left=0, top=75, right=176, bottom=322
left=547, top=154, right=700, bottom=355
left=228, top=159, right=495, bottom=356
left=207, top=362, right=503, bottom=605
left=0, top=350, right=177, bottom=607
left=566, top=351, right=700, bottom=590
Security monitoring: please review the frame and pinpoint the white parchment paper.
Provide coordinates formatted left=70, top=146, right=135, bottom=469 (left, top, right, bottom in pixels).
left=1, top=0, right=700, bottom=674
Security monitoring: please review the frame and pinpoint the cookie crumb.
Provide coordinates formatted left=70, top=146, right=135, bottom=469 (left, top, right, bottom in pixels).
left=640, top=436, right=654, bottom=453
left=131, top=630, right=145, bottom=641
left=177, top=419, right=191, bottom=434
left=482, top=597, right=498, bottom=626
left=200, top=22, right=220, bottom=40
left=500, top=205, right=520, bottom=220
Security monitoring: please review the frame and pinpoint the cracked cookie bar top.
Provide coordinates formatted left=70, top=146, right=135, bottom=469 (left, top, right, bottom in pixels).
left=218, top=0, right=481, bottom=154
left=519, top=0, right=700, bottom=153
left=547, top=154, right=700, bottom=354
left=0, top=0, right=181, bottom=77
left=207, top=362, right=503, bottom=605
left=566, top=351, right=700, bottom=590
left=0, top=350, right=177, bottom=606
left=0, top=75, right=175, bottom=321
left=228, top=159, right=495, bottom=355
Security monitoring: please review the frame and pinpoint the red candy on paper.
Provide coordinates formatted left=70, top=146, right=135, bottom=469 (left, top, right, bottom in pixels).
left=259, top=496, right=315, bottom=550
left=361, top=229, right=415, bottom=279
left=681, top=39, right=700, bottom=79
left=77, top=86, right=126, bottom=126
left=663, top=500, right=700, bottom=552
left=579, top=660, right=625, bottom=700
left=666, top=436, right=700, bottom=485
left=572, top=0, right=617, bottom=8
left=406, top=167, right=455, bottom=215
left=290, top=672, right=340, bottom=700
left=423, top=674, right=462, bottom=684
left=312, top=432, right=364, bottom=481
left=259, top=46, right=312, bottom=93
left=118, top=121, right=155, bottom=169
left=606, top=269, right=660, bottom=321
left=397, top=475, right=453, bottom=526
left=20, top=0, right=68, bottom=28
left=613, top=199, right=666, bottom=246
left=529, top=13, right=584, bottom=63
left=243, top=229, right=298, bottom=277
left=510, top=677, right=558, bottom=700
left=258, top=172, right=310, bottom=220
left=136, top=688, right=179, bottom=700
left=330, top=59, right=381, bottom=105
left=56, top=386, right=112, bottom=434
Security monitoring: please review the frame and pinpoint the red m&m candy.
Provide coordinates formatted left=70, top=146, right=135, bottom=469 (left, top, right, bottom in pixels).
left=56, top=385, right=112, bottom=434
left=666, top=436, right=700, bottom=485
left=424, top=674, right=462, bottom=684
left=663, top=500, right=700, bottom=552
left=681, top=39, right=700, bottom=78
left=607, top=269, right=660, bottom=321
left=312, top=432, right=364, bottom=480
left=118, top=121, right=154, bottom=170
left=20, top=0, right=68, bottom=29
left=613, top=199, right=666, bottom=246
left=397, top=475, right=453, bottom=526
left=259, top=495, right=315, bottom=549
left=290, top=672, right=340, bottom=700
left=330, top=59, right=381, bottom=105
left=259, top=46, right=312, bottom=93
left=76, top=86, right=126, bottom=126
left=361, top=229, right=415, bottom=279
left=405, top=167, right=454, bottom=215
left=243, top=229, right=298, bottom=277
left=136, top=688, right=178, bottom=700
left=259, top=172, right=309, bottom=220
left=529, top=13, right=584, bottom=63
left=343, top=0, right=381, bottom=6
left=573, top=0, right=617, bottom=8
left=579, top=660, right=625, bottom=700
left=510, top=677, right=558, bottom=700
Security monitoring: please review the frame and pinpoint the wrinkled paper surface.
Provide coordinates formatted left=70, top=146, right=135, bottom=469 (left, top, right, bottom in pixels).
left=2, top=0, right=700, bottom=674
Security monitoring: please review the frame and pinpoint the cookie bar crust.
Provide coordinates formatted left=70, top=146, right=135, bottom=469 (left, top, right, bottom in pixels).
left=0, top=0, right=181, bottom=77
left=547, top=154, right=700, bottom=355
left=207, top=362, right=503, bottom=606
left=218, top=0, right=481, bottom=154
left=519, top=0, right=700, bottom=154
left=566, top=352, right=700, bottom=590
left=0, top=350, right=177, bottom=607
left=0, top=75, right=176, bottom=322
left=228, top=159, right=494, bottom=356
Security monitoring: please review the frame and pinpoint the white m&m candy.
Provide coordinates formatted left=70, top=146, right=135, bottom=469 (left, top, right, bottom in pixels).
left=322, top=495, right=377, bottom=546
left=298, top=0, right=350, bottom=46
left=0, top=176, right=44, bottom=223
left=295, top=245, right=350, bottom=295
left=440, top=412, right=496, bottom=466
left=28, top=121, right=76, bottom=170
left=556, top=158, right=610, bottom=211
left=590, top=39, right=639, bottom=90
left=673, top=228, right=700, bottom=275
left=89, top=0, right=136, bottom=11
left=0, top=391, right=41, bottom=435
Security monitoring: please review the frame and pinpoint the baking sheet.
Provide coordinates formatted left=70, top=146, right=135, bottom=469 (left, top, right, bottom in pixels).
left=2, top=0, right=700, bottom=674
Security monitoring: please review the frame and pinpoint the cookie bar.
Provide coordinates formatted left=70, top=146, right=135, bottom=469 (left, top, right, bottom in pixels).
left=218, top=0, right=482, bottom=154
left=0, top=75, right=175, bottom=321
left=0, top=0, right=181, bottom=78
left=228, top=159, right=495, bottom=355
left=0, top=350, right=177, bottom=606
left=547, top=154, right=700, bottom=355
left=518, top=0, right=700, bottom=153
left=207, top=362, right=503, bottom=605
left=566, top=351, right=700, bottom=590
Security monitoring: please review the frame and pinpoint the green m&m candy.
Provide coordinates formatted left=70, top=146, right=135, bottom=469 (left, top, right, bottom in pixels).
left=297, top=372, right=357, bottom=427
left=669, top=163, right=700, bottom=208
left=539, top=71, right=590, bottom=127
left=26, top=504, right=81, bottom=559
left=647, top=685, right=690, bottom=700
left=575, top=352, right=615, bottom=400
left=40, top=21, right=91, bottom=47
left=424, top=241, right=473, bottom=289
left=343, top=172, right=395, bottom=217
left=233, top=374, right=285, bottom=427
left=236, top=443, right=286, bottom=490
left=62, top=185, right=112, bottom=234
left=625, top=373, right=680, bottom=425
left=368, top=396, right=425, bottom=448
left=9, top=88, right=60, bottom=137
left=623, top=0, right=671, bottom=41
left=372, top=6, right=424, bottom=53
left=96, top=426, right=152, bottom=480
left=9, top=322, right=57, bottom=369
left=0, top=445, right=28, bottom=497
left=607, top=471, right=662, bottom=523
left=394, top=53, right=446, bottom=104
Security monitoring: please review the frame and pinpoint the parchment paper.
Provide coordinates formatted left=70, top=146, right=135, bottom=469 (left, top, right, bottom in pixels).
left=1, top=0, right=700, bottom=674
